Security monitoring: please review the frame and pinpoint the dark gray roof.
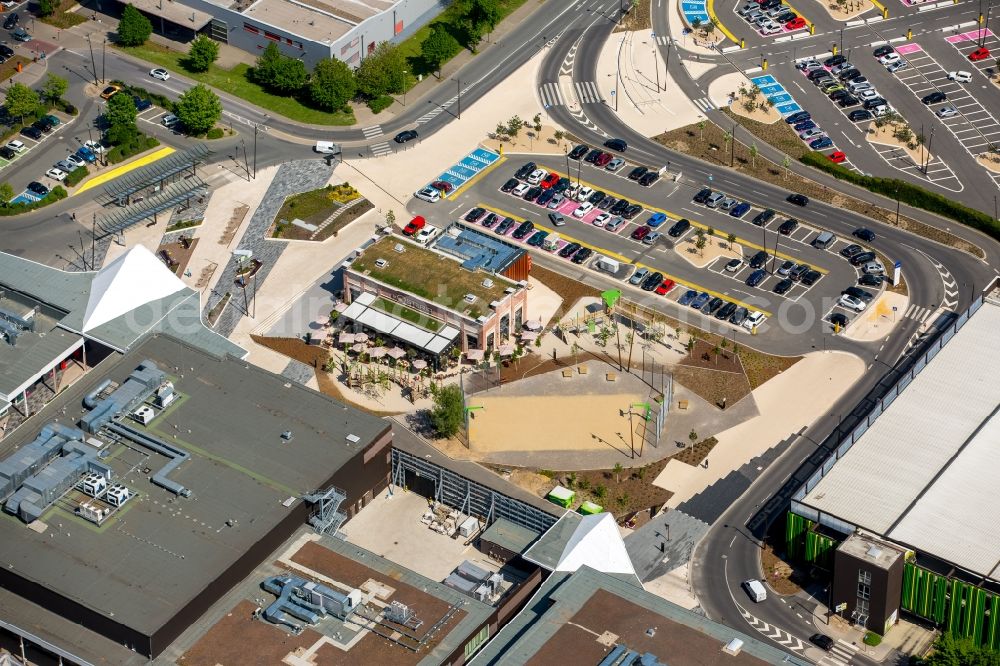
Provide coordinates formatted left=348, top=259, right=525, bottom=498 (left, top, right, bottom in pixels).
left=0, top=327, right=79, bottom=397
left=0, top=334, right=389, bottom=636
left=522, top=511, right=581, bottom=570
left=479, top=517, right=540, bottom=554
left=0, top=253, right=93, bottom=315
left=471, top=567, right=811, bottom=665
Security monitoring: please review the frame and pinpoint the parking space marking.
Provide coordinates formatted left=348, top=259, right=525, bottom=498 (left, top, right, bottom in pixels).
left=0, top=114, right=78, bottom=175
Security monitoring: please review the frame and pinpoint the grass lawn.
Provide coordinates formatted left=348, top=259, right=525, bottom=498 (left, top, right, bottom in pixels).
left=370, top=297, right=442, bottom=332
left=117, top=43, right=355, bottom=126
left=275, top=187, right=341, bottom=228
left=41, top=0, right=87, bottom=28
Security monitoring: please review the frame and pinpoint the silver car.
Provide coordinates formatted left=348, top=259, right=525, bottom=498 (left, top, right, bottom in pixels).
left=936, top=106, right=958, bottom=118
left=629, top=267, right=650, bottom=285
left=606, top=216, right=625, bottom=231
left=605, top=157, right=626, bottom=171
left=547, top=193, right=565, bottom=209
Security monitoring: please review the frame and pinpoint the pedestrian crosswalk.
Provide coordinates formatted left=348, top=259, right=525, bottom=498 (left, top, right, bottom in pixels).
left=361, top=125, right=383, bottom=139
left=416, top=107, right=444, bottom=125
left=904, top=304, right=933, bottom=323
left=817, top=639, right=859, bottom=666
left=370, top=142, right=392, bottom=158
left=538, top=82, right=565, bottom=107
left=655, top=35, right=669, bottom=46
left=575, top=81, right=602, bottom=104
left=692, top=96, right=713, bottom=112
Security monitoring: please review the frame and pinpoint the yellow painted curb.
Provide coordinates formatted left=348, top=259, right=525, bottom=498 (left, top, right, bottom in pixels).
left=869, top=0, right=888, bottom=15
left=706, top=0, right=740, bottom=45
left=783, top=0, right=813, bottom=27
left=447, top=154, right=507, bottom=201
left=478, top=202, right=773, bottom=318
left=545, top=169, right=827, bottom=273
left=73, top=147, right=176, bottom=196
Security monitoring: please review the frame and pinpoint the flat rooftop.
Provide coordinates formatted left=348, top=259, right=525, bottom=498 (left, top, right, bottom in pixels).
left=801, top=297, right=1000, bottom=582
left=471, top=567, right=808, bottom=665
left=242, top=0, right=353, bottom=42
left=0, top=290, right=80, bottom=398
left=351, top=235, right=515, bottom=319
left=838, top=533, right=904, bottom=570
left=0, top=334, right=388, bottom=638
left=432, top=223, right=526, bottom=275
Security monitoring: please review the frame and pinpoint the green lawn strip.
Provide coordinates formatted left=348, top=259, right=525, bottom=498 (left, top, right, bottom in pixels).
left=117, top=43, right=355, bottom=126
left=275, top=188, right=341, bottom=227
left=370, top=296, right=442, bottom=332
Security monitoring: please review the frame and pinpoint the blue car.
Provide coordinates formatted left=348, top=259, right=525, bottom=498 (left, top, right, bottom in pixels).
left=810, top=137, right=834, bottom=150
left=645, top=212, right=667, bottom=228
left=785, top=111, right=810, bottom=124
left=794, top=120, right=817, bottom=132
left=730, top=202, right=752, bottom=218
left=678, top=289, right=698, bottom=306
left=76, top=146, right=97, bottom=163
left=690, top=291, right=710, bottom=309
left=133, top=96, right=153, bottom=112
left=746, top=268, right=768, bottom=287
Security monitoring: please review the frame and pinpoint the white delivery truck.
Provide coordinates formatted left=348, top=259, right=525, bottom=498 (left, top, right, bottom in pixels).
left=742, top=579, right=767, bottom=602
left=314, top=141, right=339, bottom=154
left=542, top=234, right=561, bottom=251
left=594, top=255, right=620, bottom=274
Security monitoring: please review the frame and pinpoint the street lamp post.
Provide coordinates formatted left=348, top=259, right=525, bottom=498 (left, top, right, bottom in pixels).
left=86, top=35, right=98, bottom=87
left=102, top=39, right=107, bottom=84
left=402, top=70, right=408, bottom=106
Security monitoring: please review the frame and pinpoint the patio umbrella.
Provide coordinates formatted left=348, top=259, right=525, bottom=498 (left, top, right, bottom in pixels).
left=520, top=330, right=538, bottom=342
left=498, top=343, right=514, bottom=356
left=353, top=332, right=369, bottom=343
left=351, top=343, right=367, bottom=353
left=412, top=359, right=428, bottom=370
left=368, top=347, right=387, bottom=359
left=525, top=320, right=542, bottom=331
left=386, top=347, right=407, bottom=359
left=465, top=349, right=485, bottom=361
left=338, top=332, right=356, bottom=344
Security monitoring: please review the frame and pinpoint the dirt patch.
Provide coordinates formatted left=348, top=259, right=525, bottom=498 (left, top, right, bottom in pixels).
left=531, top=264, right=601, bottom=321
left=671, top=436, right=717, bottom=466
left=484, top=123, right=573, bottom=155
left=728, top=91, right=781, bottom=125
left=615, top=0, right=652, bottom=32
left=220, top=203, right=250, bottom=246
left=822, top=0, right=874, bottom=20
left=673, top=364, right=751, bottom=406
left=182, top=600, right=324, bottom=666
left=978, top=153, right=1000, bottom=173
left=156, top=237, right=199, bottom=277
left=759, top=518, right=819, bottom=595
left=680, top=338, right=742, bottom=373
left=544, top=459, right=674, bottom=519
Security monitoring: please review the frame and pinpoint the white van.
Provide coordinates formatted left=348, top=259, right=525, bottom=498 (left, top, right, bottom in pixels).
left=743, top=579, right=767, bottom=603
left=812, top=231, right=835, bottom=249
left=594, top=255, right=620, bottom=274
left=314, top=141, right=339, bottom=154
left=542, top=233, right=561, bottom=251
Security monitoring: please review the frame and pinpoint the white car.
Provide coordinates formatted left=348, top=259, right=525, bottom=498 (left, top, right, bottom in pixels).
left=858, top=89, right=880, bottom=101
left=83, top=140, right=105, bottom=154
left=161, top=113, right=179, bottom=128
left=6, top=140, right=26, bottom=153
left=947, top=70, right=972, bottom=83
left=512, top=182, right=530, bottom=197
left=565, top=183, right=580, bottom=199
left=526, top=168, right=546, bottom=185
left=573, top=202, right=595, bottom=218
left=761, top=22, right=782, bottom=35
left=879, top=52, right=901, bottom=66
left=149, top=68, right=170, bottom=81
left=45, top=167, right=67, bottom=181
left=937, top=106, right=958, bottom=118
left=576, top=185, right=594, bottom=202
left=742, top=310, right=765, bottom=331
left=65, top=153, right=86, bottom=168
left=839, top=294, right=867, bottom=311
left=413, top=187, right=440, bottom=203
left=593, top=212, right=610, bottom=227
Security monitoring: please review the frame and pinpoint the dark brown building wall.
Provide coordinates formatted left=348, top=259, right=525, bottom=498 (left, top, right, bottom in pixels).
left=831, top=548, right=903, bottom=634
left=331, top=427, right=393, bottom=519
left=501, top=253, right=531, bottom=283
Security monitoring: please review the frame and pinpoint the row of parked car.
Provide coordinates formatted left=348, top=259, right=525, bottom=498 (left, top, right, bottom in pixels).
left=567, top=141, right=661, bottom=187
left=463, top=206, right=596, bottom=265
left=737, top=0, right=806, bottom=35
left=797, top=51, right=894, bottom=126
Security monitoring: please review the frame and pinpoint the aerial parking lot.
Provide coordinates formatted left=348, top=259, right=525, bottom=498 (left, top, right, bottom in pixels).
left=410, top=146, right=891, bottom=342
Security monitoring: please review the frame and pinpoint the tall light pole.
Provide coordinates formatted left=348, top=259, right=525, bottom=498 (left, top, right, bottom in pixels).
left=87, top=34, right=98, bottom=87
left=402, top=70, right=409, bottom=106
left=102, top=38, right=107, bottom=84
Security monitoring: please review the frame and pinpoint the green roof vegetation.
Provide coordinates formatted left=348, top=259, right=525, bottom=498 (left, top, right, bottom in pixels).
left=352, top=236, right=513, bottom=317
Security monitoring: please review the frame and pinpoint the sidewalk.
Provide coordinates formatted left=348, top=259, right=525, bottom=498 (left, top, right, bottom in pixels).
left=805, top=597, right=936, bottom=662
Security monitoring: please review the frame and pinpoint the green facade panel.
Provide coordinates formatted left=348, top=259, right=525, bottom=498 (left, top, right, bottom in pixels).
left=902, top=562, right=999, bottom=651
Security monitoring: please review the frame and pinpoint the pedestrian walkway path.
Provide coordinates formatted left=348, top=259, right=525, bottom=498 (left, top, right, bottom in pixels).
left=817, top=639, right=860, bottom=666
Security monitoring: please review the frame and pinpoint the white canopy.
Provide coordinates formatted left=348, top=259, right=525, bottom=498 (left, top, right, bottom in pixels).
left=554, top=513, right=637, bottom=577
left=82, top=246, right=186, bottom=332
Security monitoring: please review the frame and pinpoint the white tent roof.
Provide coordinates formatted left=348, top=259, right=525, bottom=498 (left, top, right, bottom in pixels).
left=82, top=246, right=186, bottom=333
left=555, top=513, right=637, bottom=577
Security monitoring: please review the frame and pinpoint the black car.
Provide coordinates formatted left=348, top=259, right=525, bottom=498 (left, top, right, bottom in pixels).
left=667, top=218, right=691, bottom=237
left=587, top=190, right=605, bottom=205
left=830, top=312, right=849, bottom=328
left=0, top=146, right=13, bottom=160
left=749, top=250, right=769, bottom=269
left=465, top=207, right=486, bottom=222
left=611, top=198, right=631, bottom=215
left=853, top=227, right=876, bottom=242
left=27, top=181, right=49, bottom=196
left=597, top=196, right=616, bottom=211
left=553, top=177, right=570, bottom=193
left=693, top=187, right=713, bottom=204
left=807, top=69, right=830, bottom=82
left=873, top=44, right=894, bottom=58
left=500, top=178, right=519, bottom=193
left=716, top=302, right=737, bottom=320
left=837, top=68, right=860, bottom=80
left=776, top=10, right=796, bottom=22
left=393, top=129, right=418, bottom=143
left=559, top=242, right=582, bottom=258
left=571, top=247, right=593, bottom=264
left=746, top=268, right=768, bottom=287
left=863, top=97, right=888, bottom=110
left=482, top=212, right=499, bottom=228
left=527, top=230, right=548, bottom=247
left=845, top=286, right=874, bottom=302
left=496, top=217, right=516, bottom=234
left=569, top=144, right=589, bottom=160
left=787, top=193, right=809, bottom=206
left=802, top=269, right=821, bottom=286
left=778, top=218, right=798, bottom=235
left=840, top=244, right=863, bottom=258
left=774, top=278, right=793, bottom=295
left=701, top=297, right=724, bottom=315
left=536, top=189, right=555, bottom=206
left=850, top=251, right=877, bottom=266
left=752, top=208, right=775, bottom=226
left=848, top=109, right=873, bottom=122
left=523, top=186, right=542, bottom=202
left=133, top=96, right=153, bottom=112
left=623, top=204, right=643, bottom=219
left=829, top=89, right=850, bottom=102
left=628, top=166, right=649, bottom=180
left=20, top=126, right=42, bottom=140
left=785, top=111, right=810, bottom=124
left=789, top=263, right=810, bottom=281
left=512, top=221, right=535, bottom=239
left=33, top=117, right=54, bottom=133
left=0, top=44, right=13, bottom=59
left=838, top=95, right=861, bottom=108
left=584, top=148, right=603, bottom=163
left=641, top=271, right=664, bottom=291
left=604, top=138, right=627, bottom=152
left=638, top=172, right=660, bottom=186
left=858, top=273, right=883, bottom=287
left=2, top=13, right=17, bottom=30
left=515, top=162, right=536, bottom=180
left=825, top=54, right=847, bottom=67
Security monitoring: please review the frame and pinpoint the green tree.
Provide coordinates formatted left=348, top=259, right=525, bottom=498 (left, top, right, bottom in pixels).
left=689, top=429, right=698, bottom=445
left=727, top=232, right=737, bottom=248
left=918, top=634, right=1000, bottom=666
left=37, top=0, right=54, bottom=17
left=0, top=182, right=13, bottom=205
left=175, top=84, right=222, bottom=135
left=41, top=74, right=68, bottom=105
left=593, top=484, right=608, bottom=501
left=253, top=43, right=283, bottom=88
left=117, top=4, right=153, bottom=47
left=183, top=35, right=219, bottom=73
left=4, top=83, right=38, bottom=124
left=612, top=462, right=623, bottom=483
left=310, top=58, right=356, bottom=111
left=429, top=383, right=464, bottom=437
left=697, top=120, right=706, bottom=139
left=355, top=42, right=407, bottom=99
left=104, top=92, right=137, bottom=144
left=421, top=24, right=460, bottom=76
left=467, top=0, right=502, bottom=41
left=695, top=235, right=707, bottom=256
left=749, top=142, right=758, bottom=168
left=274, top=57, right=308, bottom=94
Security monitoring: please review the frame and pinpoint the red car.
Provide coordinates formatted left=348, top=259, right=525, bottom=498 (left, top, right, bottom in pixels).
left=631, top=225, right=651, bottom=241
left=786, top=16, right=806, bottom=30
left=655, top=279, right=676, bottom=295
left=828, top=151, right=846, bottom=163
left=969, top=47, right=990, bottom=62
left=430, top=180, right=453, bottom=193
left=540, top=172, right=560, bottom=189
left=594, top=152, right=613, bottom=167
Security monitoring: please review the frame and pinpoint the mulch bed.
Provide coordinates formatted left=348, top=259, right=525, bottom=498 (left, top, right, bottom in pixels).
left=158, top=237, right=198, bottom=277
left=679, top=338, right=742, bottom=373
left=614, top=0, right=652, bottom=31
left=672, top=364, right=751, bottom=407
left=671, top=437, right=718, bottom=466
left=545, top=458, right=673, bottom=519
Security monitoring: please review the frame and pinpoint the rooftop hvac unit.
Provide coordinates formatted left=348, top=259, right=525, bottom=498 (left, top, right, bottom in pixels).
left=106, top=484, right=132, bottom=507
left=474, top=584, right=491, bottom=602
left=393, top=243, right=405, bottom=253
left=464, top=293, right=477, bottom=304
left=375, top=258, right=389, bottom=268
left=78, top=473, right=108, bottom=498
left=133, top=405, right=155, bottom=426
left=77, top=502, right=110, bottom=524
left=481, top=278, right=494, bottom=288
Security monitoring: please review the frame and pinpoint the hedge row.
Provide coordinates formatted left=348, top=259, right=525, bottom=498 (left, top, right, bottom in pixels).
left=800, top=151, right=999, bottom=242
left=64, top=166, right=88, bottom=187
left=0, top=186, right=67, bottom=216
left=107, top=134, right=160, bottom=164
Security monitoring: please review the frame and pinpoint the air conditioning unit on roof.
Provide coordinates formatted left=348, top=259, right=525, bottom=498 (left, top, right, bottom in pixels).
left=375, top=258, right=389, bottom=268
left=464, top=293, right=477, bottom=304
left=482, top=278, right=494, bottom=288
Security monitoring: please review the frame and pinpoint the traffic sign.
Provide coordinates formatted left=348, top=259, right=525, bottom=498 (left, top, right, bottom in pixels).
left=835, top=602, right=847, bottom=612
left=894, top=260, right=902, bottom=268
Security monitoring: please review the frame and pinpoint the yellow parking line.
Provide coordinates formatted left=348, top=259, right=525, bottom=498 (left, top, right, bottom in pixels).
left=706, top=0, right=741, bottom=44
left=868, top=0, right=887, bottom=16
left=478, top=202, right=773, bottom=318
left=447, top=155, right=507, bottom=201
left=74, top=147, right=176, bottom=195
left=782, top=0, right=813, bottom=28
left=544, top=169, right=828, bottom=273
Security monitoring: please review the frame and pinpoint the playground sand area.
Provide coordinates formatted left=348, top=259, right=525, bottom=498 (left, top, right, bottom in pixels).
left=466, top=361, right=659, bottom=454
